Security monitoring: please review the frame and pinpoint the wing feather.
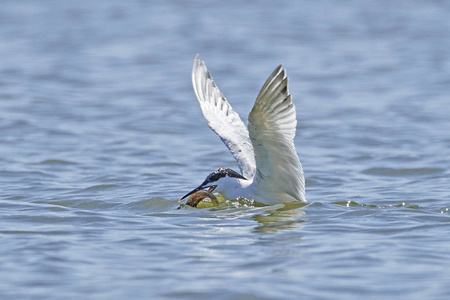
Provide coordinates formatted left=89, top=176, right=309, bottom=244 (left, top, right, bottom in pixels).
left=192, top=55, right=256, bottom=179
left=248, top=65, right=305, bottom=202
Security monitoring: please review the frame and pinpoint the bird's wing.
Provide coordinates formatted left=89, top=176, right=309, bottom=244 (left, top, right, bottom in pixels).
left=192, top=55, right=256, bottom=179
left=248, top=65, right=305, bottom=202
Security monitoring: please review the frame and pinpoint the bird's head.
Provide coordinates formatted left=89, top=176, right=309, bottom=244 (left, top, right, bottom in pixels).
left=179, top=168, right=247, bottom=201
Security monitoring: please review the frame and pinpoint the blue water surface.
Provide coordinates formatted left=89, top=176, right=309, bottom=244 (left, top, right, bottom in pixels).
left=1, top=0, right=450, bottom=299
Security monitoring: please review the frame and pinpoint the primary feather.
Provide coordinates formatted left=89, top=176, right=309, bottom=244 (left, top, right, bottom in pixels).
left=192, top=55, right=256, bottom=179
left=248, top=65, right=305, bottom=202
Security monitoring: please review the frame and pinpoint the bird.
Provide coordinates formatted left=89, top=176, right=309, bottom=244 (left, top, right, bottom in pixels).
left=179, top=55, right=305, bottom=205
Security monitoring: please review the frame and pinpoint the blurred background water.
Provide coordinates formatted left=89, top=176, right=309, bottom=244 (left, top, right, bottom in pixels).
left=1, top=0, right=450, bottom=299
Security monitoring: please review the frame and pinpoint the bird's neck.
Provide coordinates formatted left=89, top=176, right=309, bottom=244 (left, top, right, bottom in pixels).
left=219, top=178, right=254, bottom=200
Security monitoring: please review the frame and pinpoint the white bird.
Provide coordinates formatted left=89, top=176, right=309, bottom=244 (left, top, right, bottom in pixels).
left=180, top=55, right=305, bottom=205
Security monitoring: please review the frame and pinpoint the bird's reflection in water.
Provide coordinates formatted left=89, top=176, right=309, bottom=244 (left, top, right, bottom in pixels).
left=178, top=195, right=307, bottom=234
left=252, top=202, right=307, bottom=234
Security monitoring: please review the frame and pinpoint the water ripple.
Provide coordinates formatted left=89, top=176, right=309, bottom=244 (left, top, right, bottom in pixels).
left=362, top=167, right=444, bottom=177
left=1, top=1, right=450, bottom=299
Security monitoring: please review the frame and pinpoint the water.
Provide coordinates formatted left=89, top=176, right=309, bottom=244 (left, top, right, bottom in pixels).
left=1, top=0, right=450, bottom=299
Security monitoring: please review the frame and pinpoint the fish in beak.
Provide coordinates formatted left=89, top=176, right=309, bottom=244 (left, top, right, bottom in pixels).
left=179, top=184, right=217, bottom=202
left=185, top=190, right=219, bottom=207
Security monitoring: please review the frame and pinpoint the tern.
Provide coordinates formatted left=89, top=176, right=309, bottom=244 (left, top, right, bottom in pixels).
left=180, top=55, right=305, bottom=205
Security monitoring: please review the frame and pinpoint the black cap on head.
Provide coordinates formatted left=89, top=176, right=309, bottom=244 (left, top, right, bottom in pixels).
left=204, top=168, right=246, bottom=184
left=179, top=168, right=246, bottom=201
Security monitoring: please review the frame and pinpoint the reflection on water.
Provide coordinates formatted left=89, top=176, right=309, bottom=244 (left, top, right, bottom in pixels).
left=182, top=198, right=307, bottom=234
left=253, top=203, right=306, bottom=234
left=178, top=195, right=307, bottom=234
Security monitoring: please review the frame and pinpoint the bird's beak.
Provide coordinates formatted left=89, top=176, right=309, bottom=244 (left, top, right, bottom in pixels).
left=179, top=185, right=217, bottom=202
left=207, top=185, right=217, bottom=193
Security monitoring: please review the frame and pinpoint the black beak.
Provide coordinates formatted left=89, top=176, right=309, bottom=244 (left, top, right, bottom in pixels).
left=179, top=185, right=203, bottom=201
left=179, top=185, right=217, bottom=202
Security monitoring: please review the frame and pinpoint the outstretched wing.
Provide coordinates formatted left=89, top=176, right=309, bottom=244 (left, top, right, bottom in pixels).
left=248, top=65, right=305, bottom=202
left=192, top=55, right=256, bottom=179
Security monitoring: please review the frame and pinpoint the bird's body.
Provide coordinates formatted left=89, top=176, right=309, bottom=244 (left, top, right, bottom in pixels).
left=180, top=55, right=305, bottom=205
